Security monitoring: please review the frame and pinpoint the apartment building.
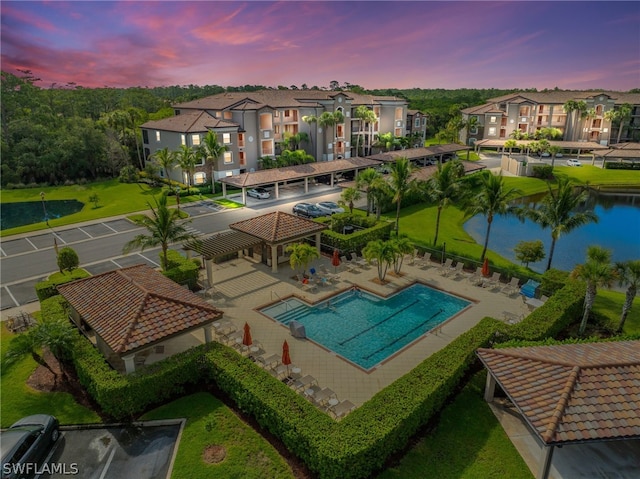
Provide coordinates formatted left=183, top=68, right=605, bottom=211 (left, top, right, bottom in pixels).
left=460, top=91, right=640, bottom=147
left=406, top=109, right=428, bottom=145
left=141, top=90, right=407, bottom=185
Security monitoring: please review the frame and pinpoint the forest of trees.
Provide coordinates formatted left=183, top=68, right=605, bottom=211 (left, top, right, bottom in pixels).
left=2, top=71, right=631, bottom=188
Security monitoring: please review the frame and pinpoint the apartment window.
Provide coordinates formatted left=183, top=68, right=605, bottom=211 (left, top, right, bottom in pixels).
left=274, top=110, right=280, bottom=117
left=223, top=111, right=232, bottom=120
left=488, top=127, right=497, bottom=136
left=193, top=172, right=206, bottom=185
left=181, top=134, right=186, bottom=146
left=422, top=117, right=427, bottom=126
left=239, top=152, right=246, bottom=165
left=336, top=124, right=344, bottom=138
left=395, top=107, right=403, bottom=120
left=595, top=105, right=603, bottom=116
left=274, top=125, right=280, bottom=135
left=470, top=124, right=478, bottom=135
left=195, top=155, right=204, bottom=166
left=519, top=106, right=530, bottom=117
left=223, top=151, right=233, bottom=164
left=259, top=113, right=272, bottom=130
left=499, top=103, right=506, bottom=110
left=261, top=140, right=273, bottom=156
left=142, top=130, right=149, bottom=143
left=238, top=133, right=245, bottom=148
left=489, top=116, right=497, bottom=123
left=592, top=119, right=602, bottom=129
left=214, top=111, right=221, bottom=118
left=192, top=134, right=200, bottom=146
left=155, top=131, right=161, bottom=142
left=223, top=133, right=231, bottom=144
left=394, top=128, right=402, bottom=137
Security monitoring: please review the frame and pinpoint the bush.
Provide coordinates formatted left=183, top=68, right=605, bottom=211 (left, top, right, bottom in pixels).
left=317, top=214, right=394, bottom=254
left=540, top=268, right=570, bottom=297
left=162, top=250, right=199, bottom=289
left=57, top=247, right=79, bottom=273
left=118, top=165, right=139, bottom=183
left=604, top=161, right=640, bottom=170
left=532, top=164, right=554, bottom=179
left=36, top=268, right=91, bottom=301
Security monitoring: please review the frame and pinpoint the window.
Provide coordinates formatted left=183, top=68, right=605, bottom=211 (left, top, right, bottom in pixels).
left=489, top=116, right=497, bottom=123
left=422, top=117, right=427, bottom=126
left=238, top=133, right=245, bottom=148
left=259, top=113, right=272, bottom=130
left=415, top=118, right=420, bottom=128
left=239, top=152, right=246, bottom=165
left=274, top=110, right=280, bottom=117
left=192, top=134, right=200, bottom=146
left=488, top=127, right=497, bottom=136
left=181, top=134, right=186, bottom=146
left=336, top=124, right=344, bottom=138
left=193, top=172, right=206, bottom=185
left=261, top=140, right=273, bottom=156
left=223, top=133, right=231, bottom=144
left=394, top=128, right=402, bottom=137
left=142, top=130, right=149, bottom=143
left=223, top=151, right=233, bottom=164
left=155, top=131, right=161, bottom=142
left=195, top=155, right=204, bottom=166
left=224, top=111, right=232, bottom=120
left=595, top=105, right=603, bottom=116
left=519, top=106, right=530, bottom=117
left=592, top=119, right=602, bottom=129
left=395, top=107, right=403, bottom=120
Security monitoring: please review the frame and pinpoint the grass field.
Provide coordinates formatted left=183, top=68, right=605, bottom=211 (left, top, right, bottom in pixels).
left=593, top=289, right=640, bottom=335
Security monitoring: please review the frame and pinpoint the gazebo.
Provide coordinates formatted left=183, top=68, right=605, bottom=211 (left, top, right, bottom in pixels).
left=477, top=341, right=640, bottom=479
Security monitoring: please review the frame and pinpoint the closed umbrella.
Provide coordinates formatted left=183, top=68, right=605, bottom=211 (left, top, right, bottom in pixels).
left=282, top=340, right=292, bottom=374
left=242, top=322, right=252, bottom=346
left=482, top=258, right=490, bottom=277
left=332, top=249, right=341, bottom=273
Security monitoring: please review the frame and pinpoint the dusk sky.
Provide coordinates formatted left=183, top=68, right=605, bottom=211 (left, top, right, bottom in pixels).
left=2, top=1, right=639, bottom=91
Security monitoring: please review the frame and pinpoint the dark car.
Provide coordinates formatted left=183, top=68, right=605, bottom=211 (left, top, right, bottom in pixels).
left=1, top=414, right=59, bottom=479
left=292, top=203, right=325, bottom=218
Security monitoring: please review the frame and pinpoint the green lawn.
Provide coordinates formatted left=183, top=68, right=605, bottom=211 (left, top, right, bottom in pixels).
left=593, top=289, right=640, bottom=335
left=141, top=392, right=294, bottom=479
left=377, top=372, right=533, bottom=479
left=0, top=324, right=101, bottom=427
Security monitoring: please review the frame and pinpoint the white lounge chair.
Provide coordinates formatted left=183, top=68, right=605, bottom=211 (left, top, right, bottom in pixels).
left=484, top=272, right=502, bottom=289
left=438, top=258, right=454, bottom=275
left=416, top=252, right=432, bottom=268
left=341, top=256, right=359, bottom=272
left=329, top=399, right=356, bottom=419
left=502, top=277, right=520, bottom=295
left=449, top=262, right=465, bottom=279
left=467, top=267, right=483, bottom=285
left=350, top=252, right=368, bottom=268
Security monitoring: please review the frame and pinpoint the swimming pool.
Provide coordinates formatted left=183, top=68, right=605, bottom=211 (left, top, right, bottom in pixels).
left=260, top=283, right=471, bottom=370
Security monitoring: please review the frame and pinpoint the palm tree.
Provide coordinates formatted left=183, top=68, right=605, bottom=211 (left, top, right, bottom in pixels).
left=317, top=112, right=336, bottom=160
left=503, top=139, right=517, bottom=157
left=200, top=131, right=229, bottom=194
left=362, top=239, right=395, bottom=282
left=176, top=145, right=197, bottom=188
left=563, top=100, right=586, bottom=141
left=614, top=260, right=640, bottom=333
left=355, top=167, right=383, bottom=216
left=427, top=161, right=464, bottom=246
left=152, top=147, right=176, bottom=182
left=580, top=108, right=596, bottom=141
left=123, top=192, right=200, bottom=271
left=466, top=172, right=523, bottom=262
left=606, top=103, right=633, bottom=144
left=548, top=145, right=561, bottom=167
left=353, top=105, right=370, bottom=156
left=286, top=242, right=320, bottom=278
left=522, top=178, right=598, bottom=271
left=340, top=187, right=362, bottom=214
left=388, top=157, right=418, bottom=236
left=571, top=246, right=617, bottom=336
left=302, top=114, right=317, bottom=155
left=390, top=236, right=414, bottom=275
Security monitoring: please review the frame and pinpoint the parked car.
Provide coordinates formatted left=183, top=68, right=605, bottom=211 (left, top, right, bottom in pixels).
left=292, top=203, right=325, bottom=218
left=1, top=414, right=59, bottom=479
left=566, top=159, right=582, bottom=167
left=247, top=187, right=270, bottom=199
left=314, top=175, right=332, bottom=185
left=315, top=201, right=345, bottom=215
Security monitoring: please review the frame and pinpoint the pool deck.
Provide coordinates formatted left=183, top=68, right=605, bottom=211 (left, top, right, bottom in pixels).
left=204, top=254, right=530, bottom=407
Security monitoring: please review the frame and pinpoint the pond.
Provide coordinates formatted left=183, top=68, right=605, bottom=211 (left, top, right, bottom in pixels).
left=1, top=200, right=85, bottom=230
left=464, top=190, right=640, bottom=273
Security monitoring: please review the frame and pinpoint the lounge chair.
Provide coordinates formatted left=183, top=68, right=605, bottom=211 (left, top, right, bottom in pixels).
left=329, top=399, right=356, bottom=419
left=300, top=281, right=318, bottom=293
left=502, top=311, right=524, bottom=324
left=502, top=277, right=520, bottom=295
left=341, top=256, right=359, bottom=272
left=467, top=266, right=484, bottom=285
left=416, top=252, right=432, bottom=268
left=438, top=258, right=454, bottom=275
left=449, top=262, right=466, bottom=279
left=350, top=252, right=368, bottom=268
left=290, top=374, right=318, bottom=392
left=484, top=272, right=502, bottom=289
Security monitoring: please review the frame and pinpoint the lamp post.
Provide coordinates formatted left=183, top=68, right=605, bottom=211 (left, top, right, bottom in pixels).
left=175, top=186, right=181, bottom=211
left=40, top=192, right=49, bottom=226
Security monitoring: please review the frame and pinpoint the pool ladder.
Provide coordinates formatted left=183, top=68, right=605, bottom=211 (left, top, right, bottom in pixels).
left=271, top=290, right=291, bottom=311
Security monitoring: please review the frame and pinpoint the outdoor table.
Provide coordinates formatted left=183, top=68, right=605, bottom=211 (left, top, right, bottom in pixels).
left=328, top=398, right=339, bottom=407
left=526, top=297, right=545, bottom=310
left=314, top=388, right=336, bottom=405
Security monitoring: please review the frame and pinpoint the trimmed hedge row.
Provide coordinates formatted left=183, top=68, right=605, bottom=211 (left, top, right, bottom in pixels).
left=162, top=250, right=200, bottom=289
left=35, top=269, right=91, bottom=301
left=318, top=215, right=394, bottom=254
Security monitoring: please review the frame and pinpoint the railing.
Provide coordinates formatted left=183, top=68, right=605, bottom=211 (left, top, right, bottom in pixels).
left=271, top=290, right=291, bottom=311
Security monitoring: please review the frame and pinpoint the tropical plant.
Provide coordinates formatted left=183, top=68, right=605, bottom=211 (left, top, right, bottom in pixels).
left=89, top=193, right=100, bottom=208
left=503, top=139, right=517, bottom=157
left=465, top=172, right=522, bottom=262
left=340, top=187, right=362, bottom=214
left=355, top=168, right=383, bottom=216
left=614, top=260, right=640, bottom=333
left=200, top=131, right=229, bottom=193
left=317, top=111, right=344, bottom=159
left=123, top=192, right=200, bottom=271
left=374, top=132, right=399, bottom=152
left=580, top=108, right=597, bottom=140
left=563, top=100, right=587, bottom=141
left=605, top=103, right=633, bottom=144
left=302, top=114, right=317, bottom=153
left=513, top=240, right=545, bottom=268
left=571, top=246, right=617, bottom=335
left=362, top=239, right=395, bottom=282
left=286, top=242, right=320, bottom=277
left=353, top=105, right=375, bottom=156
left=390, top=236, right=414, bottom=275
left=388, top=157, right=418, bottom=236
left=176, top=144, right=197, bottom=187
left=152, top=147, right=177, bottom=181
left=547, top=145, right=562, bottom=167
left=521, top=178, right=598, bottom=271
left=57, top=247, right=79, bottom=273
left=427, top=161, right=464, bottom=246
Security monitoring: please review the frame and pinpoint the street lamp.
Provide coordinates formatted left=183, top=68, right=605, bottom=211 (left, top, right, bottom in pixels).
left=40, top=192, right=49, bottom=226
left=175, top=186, right=181, bottom=211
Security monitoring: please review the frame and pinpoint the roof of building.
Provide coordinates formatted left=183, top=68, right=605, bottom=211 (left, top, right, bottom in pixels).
left=367, top=144, right=470, bottom=162
left=57, top=264, right=223, bottom=354
left=172, top=89, right=407, bottom=111
left=596, top=149, right=640, bottom=159
left=474, top=139, right=608, bottom=150
left=184, top=230, right=263, bottom=259
left=613, top=142, right=640, bottom=150
left=218, top=157, right=382, bottom=188
left=140, top=110, right=237, bottom=132
left=477, top=341, right=640, bottom=446
left=230, top=211, right=327, bottom=244
left=410, top=161, right=486, bottom=181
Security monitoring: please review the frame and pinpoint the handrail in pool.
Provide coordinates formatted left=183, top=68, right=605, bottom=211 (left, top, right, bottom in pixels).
left=271, top=290, right=291, bottom=311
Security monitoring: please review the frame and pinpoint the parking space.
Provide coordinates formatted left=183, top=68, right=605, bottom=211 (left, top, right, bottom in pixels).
left=102, top=219, right=138, bottom=232
left=0, top=237, right=37, bottom=256
left=24, top=233, right=58, bottom=250
left=112, top=253, right=161, bottom=269
left=76, top=223, right=116, bottom=238
left=1, top=278, right=44, bottom=310
left=181, top=200, right=224, bottom=217
left=42, top=421, right=182, bottom=479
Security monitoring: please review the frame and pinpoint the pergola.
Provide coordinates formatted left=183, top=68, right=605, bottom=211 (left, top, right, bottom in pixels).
left=229, top=211, right=327, bottom=273
left=473, top=139, right=608, bottom=159
left=477, top=341, right=640, bottom=479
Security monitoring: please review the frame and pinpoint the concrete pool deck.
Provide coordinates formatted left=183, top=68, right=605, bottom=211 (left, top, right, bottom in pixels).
left=204, top=254, right=531, bottom=407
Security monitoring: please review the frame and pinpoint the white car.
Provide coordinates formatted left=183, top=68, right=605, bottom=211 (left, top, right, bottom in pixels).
left=315, top=201, right=345, bottom=215
left=247, top=187, right=270, bottom=199
left=566, top=159, right=582, bottom=167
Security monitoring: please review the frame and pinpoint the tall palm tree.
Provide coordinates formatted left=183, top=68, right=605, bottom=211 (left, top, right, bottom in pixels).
left=354, top=105, right=374, bottom=156
left=388, top=157, right=417, bottom=236
left=548, top=145, right=561, bottom=167
left=362, top=239, right=395, bottom=282
left=340, top=187, right=362, bottom=214
left=427, top=161, right=464, bottom=246
left=302, top=114, right=317, bottom=155
left=580, top=108, right=596, bottom=141
left=176, top=145, right=197, bottom=188
left=614, top=260, right=640, bottom=333
left=605, top=103, right=633, bottom=144
left=390, top=236, right=414, bottom=275
left=355, top=167, right=383, bottom=216
left=200, top=131, right=229, bottom=193
left=563, top=100, right=585, bottom=141
left=317, top=112, right=336, bottom=160
left=152, top=147, right=176, bottom=182
left=123, top=192, right=200, bottom=271
left=466, top=172, right=522, bottom=262
left=522, top=178, right=598, bottom=271
left=571, top=246, right=617, bottom=336
left=503, top=139, right=517, bottom=157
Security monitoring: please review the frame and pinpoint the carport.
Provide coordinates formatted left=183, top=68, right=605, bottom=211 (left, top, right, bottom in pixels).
left=477, top=341, right=640, bottom=479
left=367, top=143, right=471, bottom=165
left=218, top=157, right=382, bottom=204
left=473, top=139, right=608, bottom=159
left=595, top=146, right=640, bottom=168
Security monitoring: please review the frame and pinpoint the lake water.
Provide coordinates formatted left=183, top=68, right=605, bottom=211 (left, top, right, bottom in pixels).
left=464, top=190, right=640, bottom=272
left=1, top=200, right=85, bottom=230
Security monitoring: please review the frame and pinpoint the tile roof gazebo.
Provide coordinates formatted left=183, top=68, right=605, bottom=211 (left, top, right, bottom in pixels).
left=57, top=264, right=224, bottom=374
left=229, top=211, right=327, bottom=273
left=477, top=341, right=640, bottom=479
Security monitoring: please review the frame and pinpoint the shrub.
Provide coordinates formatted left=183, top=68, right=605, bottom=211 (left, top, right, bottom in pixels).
left=57, top=247, right=79, bottom=273
left=604, top=161, right=640, bottom=170
left=532, top=164, right=554, bottom=179
left=118, top=165, right=139, bottom=183
left=540, top=268, right=570, bottom=297
left=318, top=215, right=394, bottom=254
left=162, top=250, right=199, bottom=289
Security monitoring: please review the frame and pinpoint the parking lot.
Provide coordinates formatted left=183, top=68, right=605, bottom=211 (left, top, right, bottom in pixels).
left=42, top=421, right=182, bottom=479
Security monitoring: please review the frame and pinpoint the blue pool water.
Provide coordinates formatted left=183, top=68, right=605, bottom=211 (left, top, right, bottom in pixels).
left=260, top=283, right=470, bottom=370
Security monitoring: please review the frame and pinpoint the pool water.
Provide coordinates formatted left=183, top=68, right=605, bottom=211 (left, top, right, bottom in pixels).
left=260, top=283, right=471, bottom=370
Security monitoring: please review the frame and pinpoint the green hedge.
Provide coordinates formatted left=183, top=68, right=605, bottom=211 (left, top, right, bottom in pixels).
left=162, top=250, right=200, bottom=289
left=604, top=161, right=640, bottom=170
left=318, top=215, right=394, bottom=253
left=36, top=269, right=91, bottom=301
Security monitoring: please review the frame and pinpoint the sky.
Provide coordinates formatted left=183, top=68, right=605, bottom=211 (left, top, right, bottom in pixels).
left=2, top=1, right=639, bottom=91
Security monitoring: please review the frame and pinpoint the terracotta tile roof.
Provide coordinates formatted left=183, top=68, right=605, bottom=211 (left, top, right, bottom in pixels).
left=612, top=142, right=640, bottom=150
left=57, top=264, right=223, bottom=354
left=597, top=149, right=640, bottom=159
left=474, top=139, right=608, bottom=150
left=477, top=341, right=640, bottom=445
left=367, top=144, right=470, bottom=162
left=141, top=110, right=237, bottom=133
left=230, top=211, right=326, bottom=243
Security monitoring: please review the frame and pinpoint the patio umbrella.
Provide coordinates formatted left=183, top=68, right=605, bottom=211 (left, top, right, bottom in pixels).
left=332, top=249, right=341, bottom=273
left=242, top=322, right=252, bottom=347
left=282, top=340, right=292, bottom=374
left=482, top=258, right=490, bottom=277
